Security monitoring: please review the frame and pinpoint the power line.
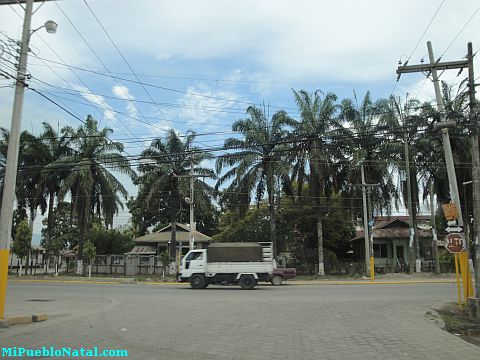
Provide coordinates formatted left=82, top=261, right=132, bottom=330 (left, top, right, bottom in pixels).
left=440, top=5, right=480, bottom=59
left=82, top=0, right=172, bottom=130
left=54, top=1, right=164, bottom=138
left=5, top=4, right=145, bottom=147
left=407, top=0, right=446, bottom=63
left=391, top=0, right=446, bottom=98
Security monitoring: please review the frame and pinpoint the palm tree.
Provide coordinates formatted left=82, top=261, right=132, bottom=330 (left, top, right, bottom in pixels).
left=0, top=128, right=45, bottom=228
left=53, top=115, right=135, bottom=274
left=338, top=92, right=400, bottom=218
left=216, top=105, right=294, bottom=256
left=379, top=95, right=438, bottom=272
left=34, top=123, right=72, bottom=269
left=292, top=90, right=344, bottom=275
left=138, top=129, right=214, bottom=260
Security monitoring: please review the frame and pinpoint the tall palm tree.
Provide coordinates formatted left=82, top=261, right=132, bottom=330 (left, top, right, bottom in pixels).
left=216, top=105, right=294, bottom=256
left=53, top=115, right=135, bottom=274
left=338, top=92, right=400, bottom=218
left=138, top=129, right=214, bottom=260
left=379, top=95, right=438, bottom=272
left=292, top=90, right=344, bottom=275
left=34, top=123, right=71, bottom=267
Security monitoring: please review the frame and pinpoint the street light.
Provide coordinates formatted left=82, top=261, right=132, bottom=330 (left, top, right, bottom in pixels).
left=0, top=0, right=57, bottom=320
left=30, top=20, right=58, bottom=36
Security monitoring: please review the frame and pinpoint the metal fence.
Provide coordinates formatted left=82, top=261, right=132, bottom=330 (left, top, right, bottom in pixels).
left=9, top=254, right=456, bottom=277
left=64, top=254, right=174, bottom=277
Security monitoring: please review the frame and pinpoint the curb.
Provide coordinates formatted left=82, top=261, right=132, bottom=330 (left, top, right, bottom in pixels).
left=0, top=313, right=49, bottom=328
left=289, top=280, right=457, bottom=285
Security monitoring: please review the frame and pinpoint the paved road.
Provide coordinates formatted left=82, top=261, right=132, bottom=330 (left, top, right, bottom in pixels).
left=1, top=282, right=478, bottom=360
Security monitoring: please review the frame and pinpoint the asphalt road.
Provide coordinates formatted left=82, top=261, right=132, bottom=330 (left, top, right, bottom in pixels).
left=1, top=281, right=479, bottom=360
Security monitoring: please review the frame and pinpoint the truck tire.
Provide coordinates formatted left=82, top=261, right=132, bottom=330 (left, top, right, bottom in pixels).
left=190, top=274, right=206, bottom=289
left=271, top=275, right=283, bottom=286
left=239, top=275, right=256, bottom=289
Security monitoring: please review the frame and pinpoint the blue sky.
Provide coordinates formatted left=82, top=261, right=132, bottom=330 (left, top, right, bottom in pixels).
left=1, top=0, right=479, bottom=239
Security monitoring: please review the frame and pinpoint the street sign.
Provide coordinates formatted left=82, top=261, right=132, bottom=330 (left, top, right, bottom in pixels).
left=444, top=233, right=466, bottom=254
left=445, top=226, right=463, bottom=233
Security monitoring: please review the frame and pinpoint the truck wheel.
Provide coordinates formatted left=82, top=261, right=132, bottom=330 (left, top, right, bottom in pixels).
left=239, top=275, right=256, bottom=289
left=271, top=275, right=283, bottom=286
left=190, top=274, right=206, bottom=289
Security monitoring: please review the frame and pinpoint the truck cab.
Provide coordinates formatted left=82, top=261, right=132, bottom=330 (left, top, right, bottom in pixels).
left=179, top=249, right=207, bottom=279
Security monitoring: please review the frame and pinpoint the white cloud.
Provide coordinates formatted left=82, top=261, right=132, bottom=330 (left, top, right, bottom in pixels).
left=112, top=84, right=138, bottom=118
left=73, top=85, right=115, bottom=121
left=176, top=83, right=242, bottom=131
left=155, top=53, right=171, bottom=61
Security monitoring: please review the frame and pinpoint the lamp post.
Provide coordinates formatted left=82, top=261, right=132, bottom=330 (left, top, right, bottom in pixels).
left=0, top=0, right=57, bottom=319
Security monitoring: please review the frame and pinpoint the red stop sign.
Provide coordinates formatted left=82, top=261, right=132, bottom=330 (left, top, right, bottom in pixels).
left=444, top=233, right=466, bottom=254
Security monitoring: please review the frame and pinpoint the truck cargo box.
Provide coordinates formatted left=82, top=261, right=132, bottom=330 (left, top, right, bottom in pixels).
left=207, top=243, right=263, bottom=263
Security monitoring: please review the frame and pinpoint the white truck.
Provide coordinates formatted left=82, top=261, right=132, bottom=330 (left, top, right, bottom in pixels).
left=177, top=242, right=274, bottom=289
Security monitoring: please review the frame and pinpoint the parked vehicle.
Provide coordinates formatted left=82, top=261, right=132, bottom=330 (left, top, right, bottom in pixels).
left=177, top=242, right=274, bottom=289
left=270, top=267, right=297, bottom=286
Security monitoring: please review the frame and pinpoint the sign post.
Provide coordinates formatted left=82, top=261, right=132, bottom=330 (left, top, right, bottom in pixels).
left=444, top=232, right=473, bottom=305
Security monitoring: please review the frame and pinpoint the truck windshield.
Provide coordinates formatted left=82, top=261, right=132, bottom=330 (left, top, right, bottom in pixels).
left=186, top=252, right=203, bottom=261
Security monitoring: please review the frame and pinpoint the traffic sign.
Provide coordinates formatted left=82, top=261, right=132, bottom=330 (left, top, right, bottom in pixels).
left=445, top=226, right=463, bottom=233
left=444, top=233, right=466, bottom=254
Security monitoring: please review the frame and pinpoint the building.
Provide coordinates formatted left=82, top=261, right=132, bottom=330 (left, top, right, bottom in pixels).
left=350, top=216, right=439, bottom=271
left=129, top=222, right=212, bottom=256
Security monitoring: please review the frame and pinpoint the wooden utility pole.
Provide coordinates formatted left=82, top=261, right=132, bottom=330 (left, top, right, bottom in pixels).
left=404, top=114, right=419, bottom=273
left=361, top=164, right=370, bottom=276
left=430, top=180, right=440, bottom=275
left=360, top=164, right=379, bottom=279
left=397, top=41, right=467, bottom=228
left=467, top=42, right=480, bottom=298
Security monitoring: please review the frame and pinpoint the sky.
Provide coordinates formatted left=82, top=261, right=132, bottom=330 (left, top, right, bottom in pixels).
left=0, top=0, right=479, bottom=239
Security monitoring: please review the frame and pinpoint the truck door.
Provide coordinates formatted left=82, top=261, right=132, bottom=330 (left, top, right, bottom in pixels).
left=185, top=251, right=205, bottom=271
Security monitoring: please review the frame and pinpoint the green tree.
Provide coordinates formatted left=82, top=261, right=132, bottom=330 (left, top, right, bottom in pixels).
left=338, top=92, right=400, bottom=217
left=83, top=240, right=96, bottom=278
left=35, top=123, right=72, bottom=266
left=292, top=90, right=344, bottom=275
left=11, top=220, right=31, bottom=277
left=135, top=129, right=214, bottom=259
left=41, top=202, right=79, bottom=251
left=216, top=105, right=294, bottom=256
left=86, top=223, right=134, bottom=255
left=53, top=115, right=135, bottom=274
left=159, top=250, right=173, bottom=277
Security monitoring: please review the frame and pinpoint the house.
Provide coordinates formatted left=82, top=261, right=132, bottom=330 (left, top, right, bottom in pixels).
left=350, top=216, right=438, bottom=271
left=8, top=245, right=46, bottom=269
left=129, top=222, right=212, bottom=257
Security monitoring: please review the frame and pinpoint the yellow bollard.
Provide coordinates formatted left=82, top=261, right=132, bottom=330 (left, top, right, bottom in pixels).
left=458, top=251, right=474, bottom=300
left=0, top=249, right=9, bottom=319
left=370, top=256, right=374, bottom=281
left=454, top=254, right=462, bottom=306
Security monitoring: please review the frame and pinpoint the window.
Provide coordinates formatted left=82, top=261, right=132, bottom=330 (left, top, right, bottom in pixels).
left=373, top=243, right=388, bottom=258
left=186, top=251, right=203, bottom=261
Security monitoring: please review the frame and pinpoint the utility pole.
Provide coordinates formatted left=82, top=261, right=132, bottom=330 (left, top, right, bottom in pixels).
left=403, top=113, right=421, bottom=273
left=467, top=42, right=480, bottom=298
left=361, top=165, right=370, bottom=276
left=189, top=158, right=195, bottom=250
left=430, top=180, right=440, bottom=275
left=360, top=164, right=379, bottom=279
left=173, top=160, right=209, bottom=251
left=0, top=0, right=33, bottom=320
left=397, top=41, right=466, bottom=228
